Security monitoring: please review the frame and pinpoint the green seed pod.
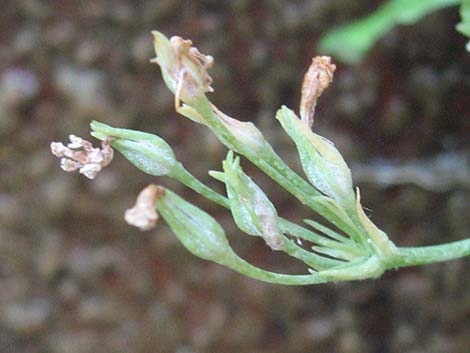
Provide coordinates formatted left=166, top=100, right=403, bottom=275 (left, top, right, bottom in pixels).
left=90, top=121, right=176, bottom=176
left=210, top=104, right=267, bottom=153
left=276, top=106, right=354, bottom=207
left=211, top=151, right=284, bottom=250
left=155, top=188, right=234, bottom=264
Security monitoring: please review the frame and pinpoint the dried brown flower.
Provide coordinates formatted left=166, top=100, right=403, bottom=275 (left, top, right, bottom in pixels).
left=151, top=31, right=214, bottom=109
left=300, top=56, right=336, bottom=128
left=50, top=135, right=113, bottom=179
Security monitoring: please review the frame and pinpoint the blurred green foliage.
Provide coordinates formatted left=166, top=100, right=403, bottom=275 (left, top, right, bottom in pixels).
left=318, top=0, right=465, bottom=64
left=456, top=0, right=470, bottom=50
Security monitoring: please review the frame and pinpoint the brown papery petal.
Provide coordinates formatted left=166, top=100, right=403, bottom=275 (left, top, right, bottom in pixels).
left=300, top=56, right=336, bottom=128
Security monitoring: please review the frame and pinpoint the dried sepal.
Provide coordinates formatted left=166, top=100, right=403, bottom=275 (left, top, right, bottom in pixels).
left=300, top=56, right=336, bottom=127
left=151, top=31, right=214, bottom=109
left=50, top=135, right=113, bottom=179
left=125, top=184, right=163, bottom=231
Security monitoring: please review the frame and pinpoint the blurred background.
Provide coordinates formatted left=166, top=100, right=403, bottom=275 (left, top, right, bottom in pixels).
left=0, top=1, right=469, bottom=352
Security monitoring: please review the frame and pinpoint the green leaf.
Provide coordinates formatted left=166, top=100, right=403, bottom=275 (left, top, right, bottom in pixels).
left=457, top=1, right=470, bottom=51
left=318, top=0, right=461, bottom=63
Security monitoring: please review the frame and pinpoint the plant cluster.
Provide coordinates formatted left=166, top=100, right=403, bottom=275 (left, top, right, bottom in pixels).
left=51, top=31, right=469, bottom=285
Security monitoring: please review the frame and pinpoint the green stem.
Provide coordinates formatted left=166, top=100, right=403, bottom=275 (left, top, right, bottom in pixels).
left=170, top=162, right=230, bottom=208
left=282, top=239, right=344, bottom=270
left=278, top=218, right=363, bottom=255
left=393, top=239, right=470, bottom=267
left=225, top=253, right=389, bottom=284
left=225, top=253, right=329, bottom=285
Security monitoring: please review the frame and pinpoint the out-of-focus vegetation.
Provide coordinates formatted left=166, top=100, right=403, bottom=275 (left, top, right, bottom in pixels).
left=456, top=1, right=470, bottom=50
left=319, top=0, right=466, bottom=63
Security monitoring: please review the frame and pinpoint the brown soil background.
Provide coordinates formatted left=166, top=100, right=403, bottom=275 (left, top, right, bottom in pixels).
left=1, top=1, right=469, bottom=353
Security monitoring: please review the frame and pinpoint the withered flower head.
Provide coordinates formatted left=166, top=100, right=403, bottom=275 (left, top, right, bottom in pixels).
left=125, top=184, right=164, bottom=231
left=300, top=56, right=336, bottom=128
left=50, top=135, right=113, bottom=179
left=151, top=31, right=214, bottom=108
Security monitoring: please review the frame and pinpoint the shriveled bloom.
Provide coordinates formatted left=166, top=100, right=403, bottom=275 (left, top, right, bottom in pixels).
left=125, top=184, right=162, bottom=231
left=150, top=31, right=214, bottom=108
left=300, top=56, right=336, bottom=127
left=50, top=135, right=113, bottom=179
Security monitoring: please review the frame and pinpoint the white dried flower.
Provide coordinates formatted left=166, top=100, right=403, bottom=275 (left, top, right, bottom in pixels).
left=50, top=135, right=113, bottom=179
left=124, top=184, right=162, bottom=231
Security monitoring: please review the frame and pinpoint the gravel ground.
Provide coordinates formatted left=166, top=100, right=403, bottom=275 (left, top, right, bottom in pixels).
left=1, top=1, right=469, bottom=353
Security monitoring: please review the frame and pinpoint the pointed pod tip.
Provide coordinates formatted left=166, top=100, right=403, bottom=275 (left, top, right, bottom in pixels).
left=276, top=105, right=288, bottom=114
left=89, top=120, right=101, bottom=130
left=90, top=120, right=115, bottom=136
left=90, top=131, right=106, bottom=141
left=208, top=170, right=226, bottom=183
left=276, top=105, right=297, bottom=122
left=151, top=30, right=167, bottom=40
